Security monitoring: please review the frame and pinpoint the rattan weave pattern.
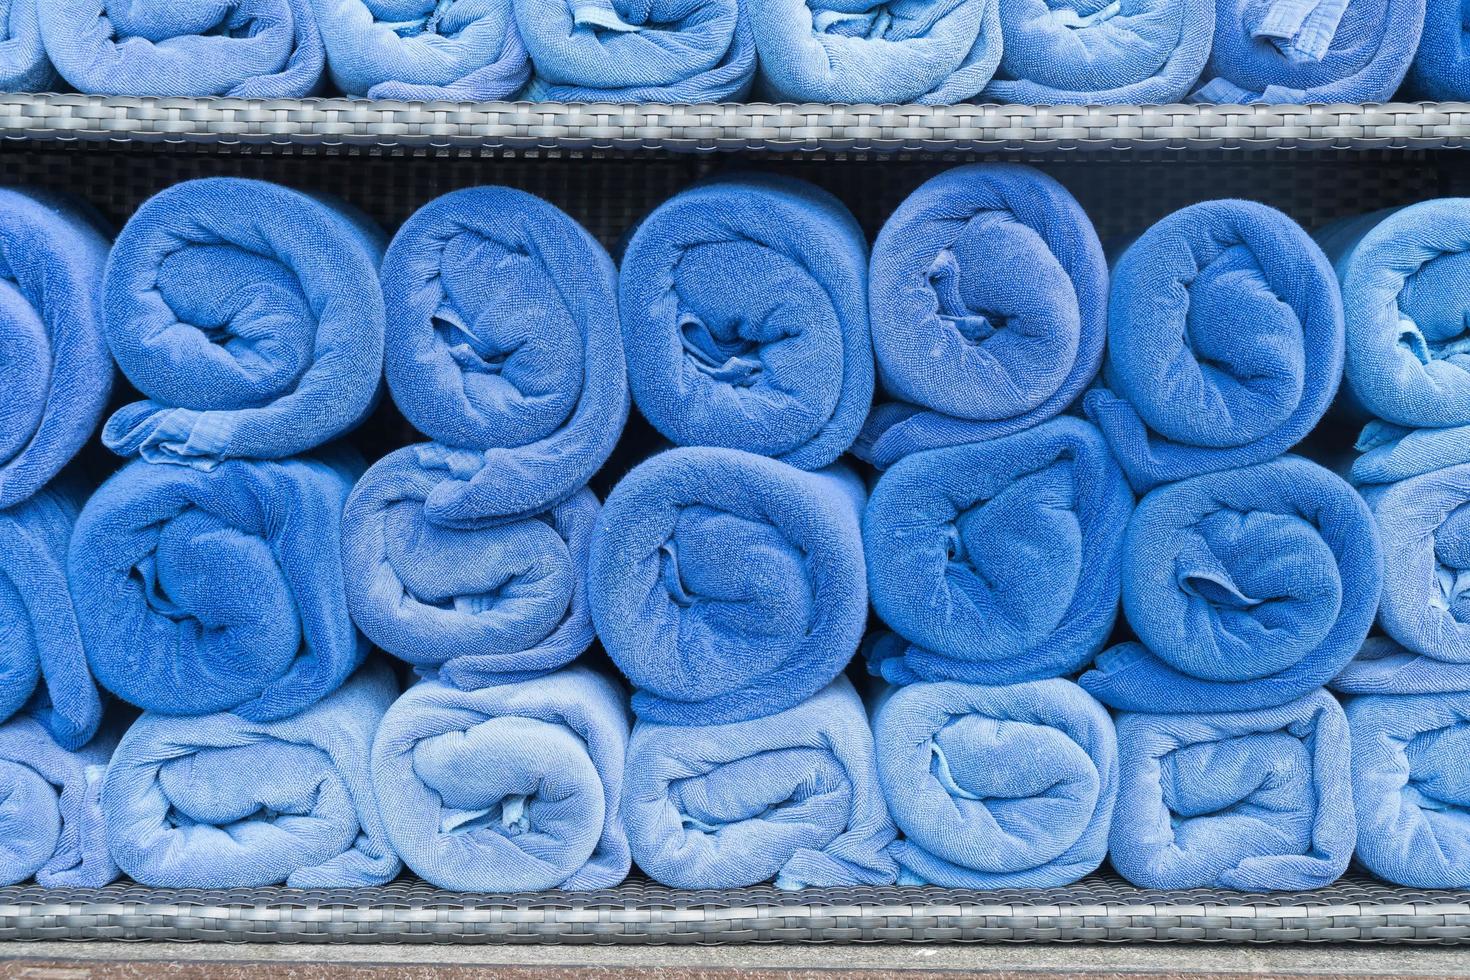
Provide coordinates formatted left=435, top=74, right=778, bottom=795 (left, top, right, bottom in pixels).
left=0, top=95, right=1468, bottom=153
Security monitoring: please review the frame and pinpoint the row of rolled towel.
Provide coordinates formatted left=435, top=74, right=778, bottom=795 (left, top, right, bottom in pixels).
left=4, top=166, right=1470, bottom=893
left=0, top=0, right=1463, bottom=105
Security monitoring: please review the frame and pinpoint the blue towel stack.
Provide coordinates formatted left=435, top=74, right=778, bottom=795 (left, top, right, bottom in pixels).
left=1407, top=0, right=1470, bottom=99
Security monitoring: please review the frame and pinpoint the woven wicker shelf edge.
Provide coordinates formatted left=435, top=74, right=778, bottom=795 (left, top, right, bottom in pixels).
left=0, top=95, right=1468, bottom=153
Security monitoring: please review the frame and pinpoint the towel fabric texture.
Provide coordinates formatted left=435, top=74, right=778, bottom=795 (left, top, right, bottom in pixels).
left=0, top=0, right=55, bottom=94
left=1407, top=0, right=1470, bottom=99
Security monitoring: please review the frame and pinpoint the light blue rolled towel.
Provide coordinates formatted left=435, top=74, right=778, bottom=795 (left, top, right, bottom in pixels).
left=750, top=0, right=1001, bottom=104
left=1110, top=689, right=1355, bottom=891
left=372, top=666, right=630, bottom=892
left=517, top=0, right=754, bottom=101
left=872, top=678, right=1116, bottom=888
left=0, top=0, right=55, bottom=90
left=309, top=0, right=529, bottom=100
left=618, top=175, right=871, bottom=470
left=0, top=715, right=116, bottom=887
left=1407, top=0, right=1470, bottom=99
left=0, top=189, right=112, bottom=511
left=103, top=661, right=400, bottom=889
left=39, top=0, right=323, bottom=96
left=983, top=0, right=1213, bottom=105
left=863, top=418, right=1133, bottom=686
left=623, top=676, right=897, bottom=889
left=101, top=178, right=385, bottom=469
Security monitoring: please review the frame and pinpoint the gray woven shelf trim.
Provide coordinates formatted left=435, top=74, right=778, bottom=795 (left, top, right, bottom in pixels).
left=0, top=95, right=1468, bottom=152
left=3, top=873, right=1470, bottom=944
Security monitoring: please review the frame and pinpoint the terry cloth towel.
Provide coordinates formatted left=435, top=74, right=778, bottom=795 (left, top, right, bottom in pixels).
left=379, top=186, right=625, bottom=523
left=0, top=189, right=112, bottom=511
left=0, top=0, right=55, bottom=90
left=749, top=0, right=1000, bottom=104
left=342, top=445, right=599, bottom=687
left=863, top=418, right=1133, bottom=686
left=0, top=715, right=116, bottom=887
left=1317, top=201, right=1470, bottom=429
left=1110, top=689, right=1355, bottom=891
left=1082, top=457, right=1381, bottom=714
left=372, top=666, right=630, bottom=892
left=0, top=482, right=101, bottom=751
left=517, top=0, right=754, bottom=101
left=872, top=678, right=1116, bottom=888
left=982, top=0, right=1213, bottom=105
left=588, top=447, right=867, bottom=725
left=68, top=450, right=366, bottom=721
left=1347, top=690, right=1470, bottom=887
left=100, top=178, right=385, bottom=468
left=623, top=676, right=897, bottom=889
left=860, top=164, right=1106, bottom=471
left=309, top=0, right=528, bottom=100
left=618, top=175, right=871, bottom=471
left=1083, top=200, right=1343, bottom=493
left=103, top=661, right=399, bottom=889
left=1407, top=0, right=1470, bottom=99
left=1189, top=0, right=1423, bottom=104
left=39, top=0, right=323, bottom=96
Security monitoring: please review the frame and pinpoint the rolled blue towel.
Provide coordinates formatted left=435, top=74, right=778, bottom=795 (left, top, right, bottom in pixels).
left=1082, top=457, right=1382, bottom=713
left=1190, top=0, right=1423, bottom=104
left=0, top=0, right=55, bottom=90
left=101, top=178, right=385, bottom=468
left=372, top=667, right=630, bottom=892
left=1110, top=689, right=1355, bottom=891
left=589, top=447, right=866, bottom=725
left=104, top=662, right=399, bottom=889
left=1084, top=200, right=1342, bottom=492
left=1317, top=202, right=1470, bottom=429
left=623, top=676, right=897, bottom=889
left=342, top=445, right=598, bottom=687
left=861, top=164, right=1106, bottom=471
left=309, top=0, right=529, bottom=100
left=872, top=678, right=1115, bottom=888
left=1407, top=0, right=1470, bottom=99
left=69, top=450, right=366, bottom=721
left=0, top=716, right=116, bottom=887
left=0, top=482, right=101, bottom=751
left=618, top=176, right=871, bottom=470
left=1347, top=690, right=1470, bottom=887
left=379, top=186, right=625, bottom=523
left=0, top=189, right=112, bottom=511
left=39, top=0, right=323, bottom=96
left=517, top=0, right=754, bottom=101
left=749, top=0, right=1000, bottom=104
left=863, top=418, right=1133, bottom=686
left=982, top=0, right=1213, bottom=105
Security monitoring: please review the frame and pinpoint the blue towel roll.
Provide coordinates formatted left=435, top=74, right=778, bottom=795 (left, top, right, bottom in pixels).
left=1347, top=690, right=1470, bottom=887
left=1084, top=200, right=1342, bottom=492
left=1082, top=457, right=1381, bottom=713
left=750, top=0, right=1000, bottom=104
left=863, top=418, right=1133, bottom=686
left=0, top=190, right=112, bottom=511
left=517, top=0, right=754, bottom=101
left=873, top=678, right=1116, bottom=888
left=1190, top=0, right=1423, bottom=104
left=103, top=662, right=399, bottom=889
left=309, top=0, right=529, bottom=100
left=1110, top=689, right=1355, bottom=891
left=39, top=0, right=323, bottom=96
left=342, top=444, right=598, bottom=688
left=983, top=0, right=1213, bottom=105
left=69, top=450, right=366, bottom=721
left=1407, top=0, right=1470, bottom=99
left=1318, top=202, right=1470, bottom=429
left=0, top=0, right=55, bottom=90
left=589, top=447, right=867, bottom=725
left=0, top=715, right=116, bottom=888
left=372, top=667, right=630, bottom=892
left=101, top=178, right=385, bottom=469
left=379, top=186, right=625, bottom=523
left=618, top=176, right=871, bottom=470
left=623, top=676, right=897, bottom=889
left=0, top=483, right=101, bottom=752
left=862, top=164, right=1106, bottom=471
